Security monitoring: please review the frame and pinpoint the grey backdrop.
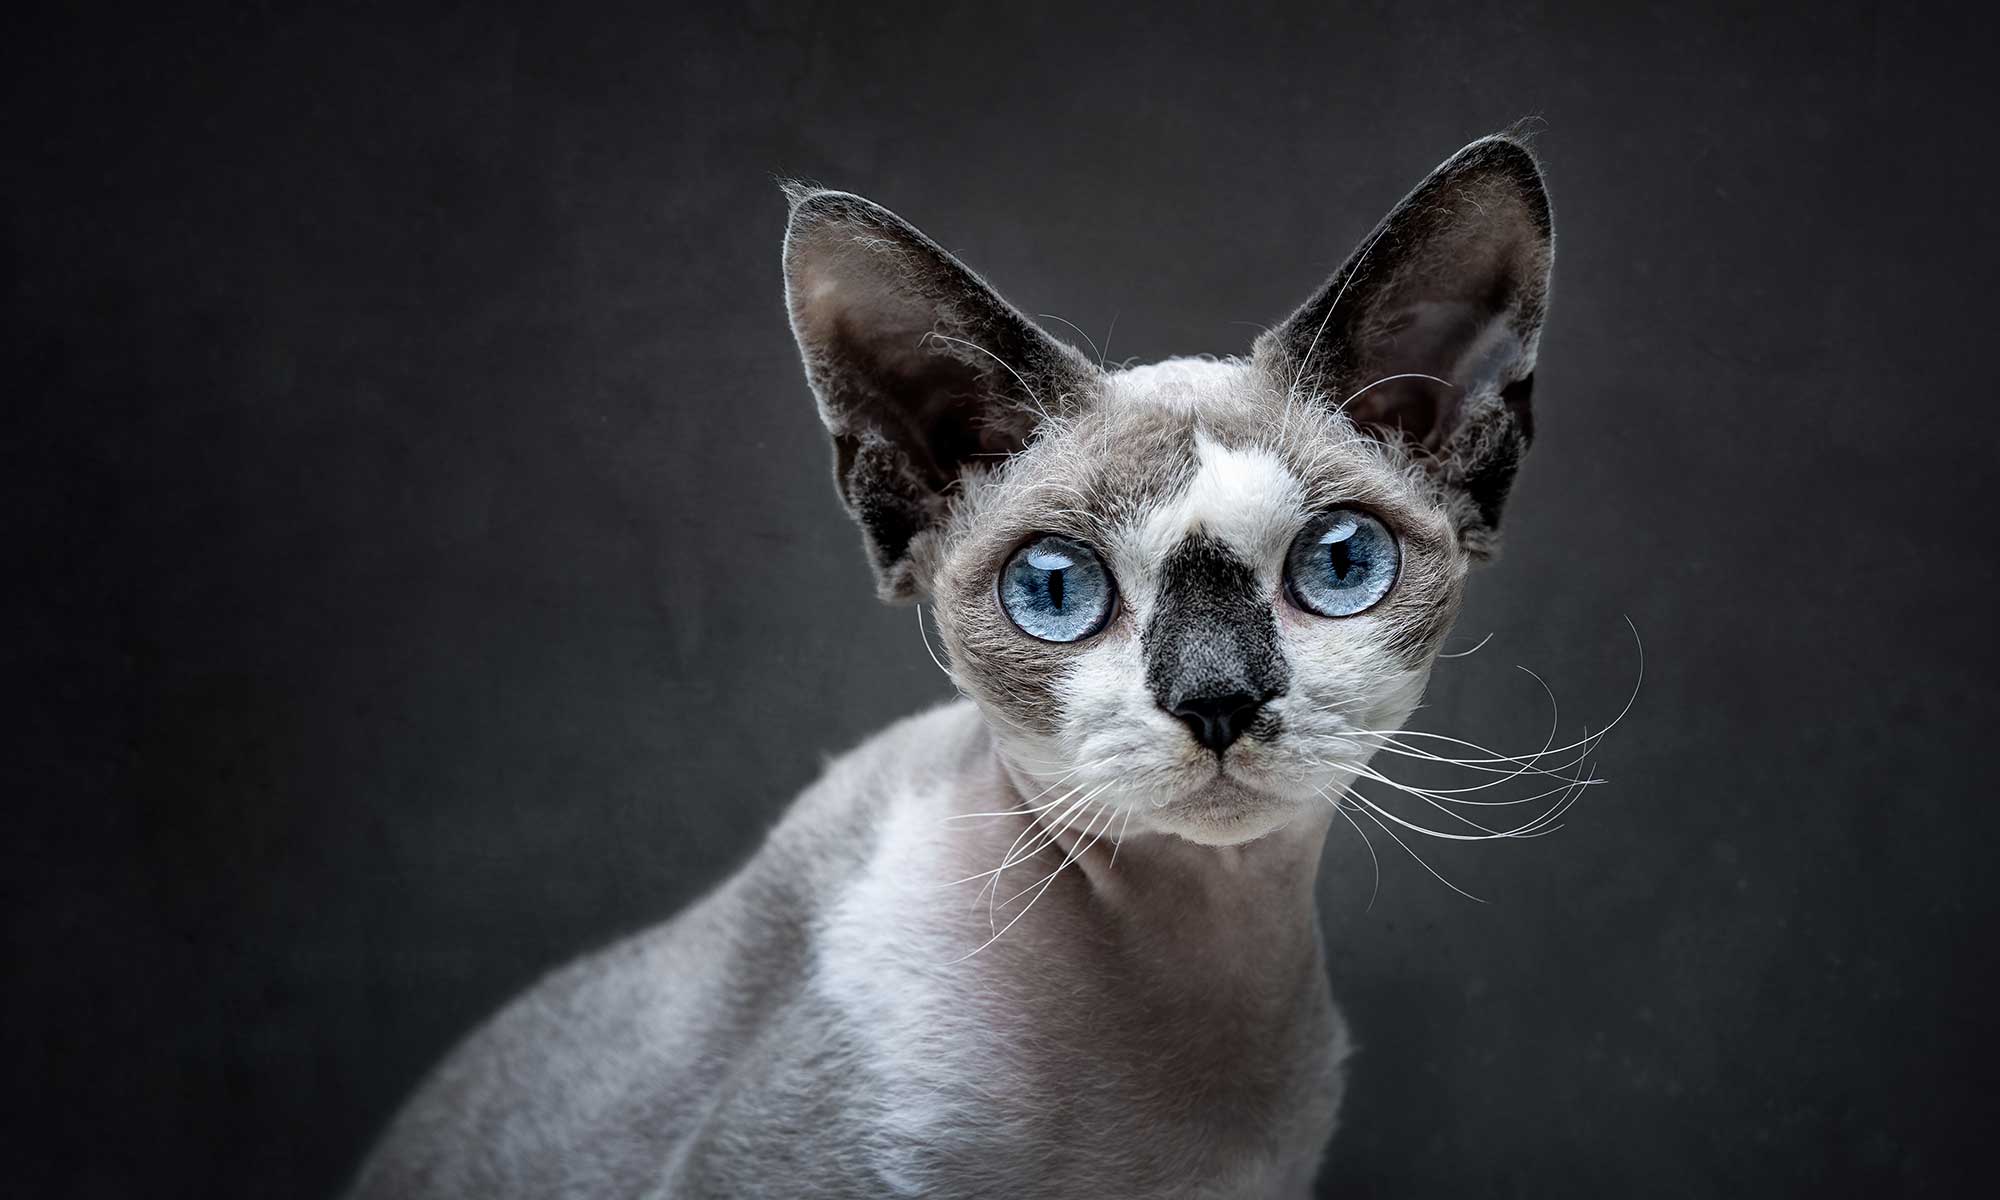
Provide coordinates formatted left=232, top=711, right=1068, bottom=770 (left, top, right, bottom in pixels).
left=7, top=2, right=1996, bottom=1197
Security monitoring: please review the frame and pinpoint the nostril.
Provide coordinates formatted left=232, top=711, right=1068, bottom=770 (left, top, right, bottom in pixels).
left=1169, top=692, right=1264, bottom=754
left=1171, top=707, right=1216, bottom=749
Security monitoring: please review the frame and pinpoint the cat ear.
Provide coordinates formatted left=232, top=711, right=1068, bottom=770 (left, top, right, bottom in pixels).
left=783, top=187, right=1101, bottom=601
left=1256, top=135, right=1554, bottom=558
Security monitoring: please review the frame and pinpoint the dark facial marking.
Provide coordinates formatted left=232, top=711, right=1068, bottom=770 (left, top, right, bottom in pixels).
left=1143, top=535, right=1290, bottom=754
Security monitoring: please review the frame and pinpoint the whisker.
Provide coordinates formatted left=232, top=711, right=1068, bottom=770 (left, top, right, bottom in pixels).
left=915, top=604, right=954, bottom=682
left=968, top=780, right=1118, bottom=930
left=944, top=794, right=1071, bottom=824
left=1107, top=801, right=1136, bottom=871
left=998, top=803, right=1115, bottom=907
left=939, top=783, right=1096, bottom=890
left=1345, top=789, right=1532, bottom=843
left=1291, top=222, right=1390, bottom=399
left=1347, top=765, right=1508, bottom=835
left=1342, top=787, right=1487, bottom=904
left=975, top=785, right=1099, bottom=929
left=1342, top=744, right=1600, bottom=800
left=1354, top=738, right=1585, bottom=780
left=1339, top=372, right=1455, bottom=409
left=1320, top=785, right=1382, bottom=912
left=1509, top=741, right=1597, bottom=838
left=983, top=787, right=1094, bottom=871
left=1437, top=631, right=1495, bottom=660
left=1299, top=620, right=1639, bottom=906
left=920, top=331, right=1050, bottom=421
left=940, top=755, right=1125, bottom=824
left=1353, top=618, right=1644, bottom=771
left=1014, top=480, right=1095, bottom=507
left=1356, top=660, right=1566, bottom=789
left=1036, top=311, right=1102, bottom=364
left=949, top=803, right=1116, bottom=964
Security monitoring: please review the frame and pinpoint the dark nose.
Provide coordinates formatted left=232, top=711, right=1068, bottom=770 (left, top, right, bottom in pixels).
left=1169, top=691, right=1267, bottom=755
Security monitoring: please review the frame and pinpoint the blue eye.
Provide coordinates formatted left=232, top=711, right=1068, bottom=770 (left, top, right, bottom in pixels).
left=999, top=535, right=1116, bottom=642
left=1285, top=509, right=1399, bottom=617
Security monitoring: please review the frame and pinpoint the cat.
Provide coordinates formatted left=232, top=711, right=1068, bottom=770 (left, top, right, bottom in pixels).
left=346, top=133, right=1555, bottom=1199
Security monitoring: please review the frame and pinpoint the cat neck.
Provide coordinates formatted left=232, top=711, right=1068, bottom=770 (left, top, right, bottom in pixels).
left=983, top=743, right=1335, bottom=976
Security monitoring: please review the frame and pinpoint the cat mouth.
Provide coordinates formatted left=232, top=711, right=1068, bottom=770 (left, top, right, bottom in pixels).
left=1211, top=746, right=1295, bottom=792
left=1166, top=746, right=1297, bottom=799
left=1150, top=771, right=1301, bottom=845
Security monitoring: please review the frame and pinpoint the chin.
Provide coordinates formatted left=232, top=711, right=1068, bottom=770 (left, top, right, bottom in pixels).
left=1146, top=774, right=1312, bottom=846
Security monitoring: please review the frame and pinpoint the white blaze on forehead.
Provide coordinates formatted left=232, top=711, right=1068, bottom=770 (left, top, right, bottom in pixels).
left=1108, top=356, right=1246, bottom=409
left=1131, top=432, right=1305, bottom=576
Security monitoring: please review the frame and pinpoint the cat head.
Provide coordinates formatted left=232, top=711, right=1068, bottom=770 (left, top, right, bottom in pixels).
left=783, top=136, right=1553, bottom=846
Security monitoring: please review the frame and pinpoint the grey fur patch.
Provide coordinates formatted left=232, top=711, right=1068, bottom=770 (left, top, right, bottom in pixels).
left=924, top=401, right=1210, bottom=741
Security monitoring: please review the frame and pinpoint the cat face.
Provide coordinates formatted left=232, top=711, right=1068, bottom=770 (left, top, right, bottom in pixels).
left=784, top=136, right=1552, bottom=845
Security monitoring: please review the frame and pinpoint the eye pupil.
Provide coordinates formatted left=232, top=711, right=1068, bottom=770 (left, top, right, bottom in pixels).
left=1000, top=536, right=1114, bottom=642
left=1285, top=508, right=1399, bottom=617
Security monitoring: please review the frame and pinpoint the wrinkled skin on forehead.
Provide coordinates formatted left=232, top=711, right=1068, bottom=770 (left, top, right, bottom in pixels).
left=922, top=356, right=1467, bottom=846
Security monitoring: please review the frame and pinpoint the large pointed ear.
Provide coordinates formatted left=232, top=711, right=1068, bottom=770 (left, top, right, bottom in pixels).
left=782, top=187, right=1101, bottom=600
left=1256, top=135, right=1554, bottom=558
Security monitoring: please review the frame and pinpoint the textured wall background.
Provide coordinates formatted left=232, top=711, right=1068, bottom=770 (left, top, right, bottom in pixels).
left=7, top=2, right=1995, bottom=1196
